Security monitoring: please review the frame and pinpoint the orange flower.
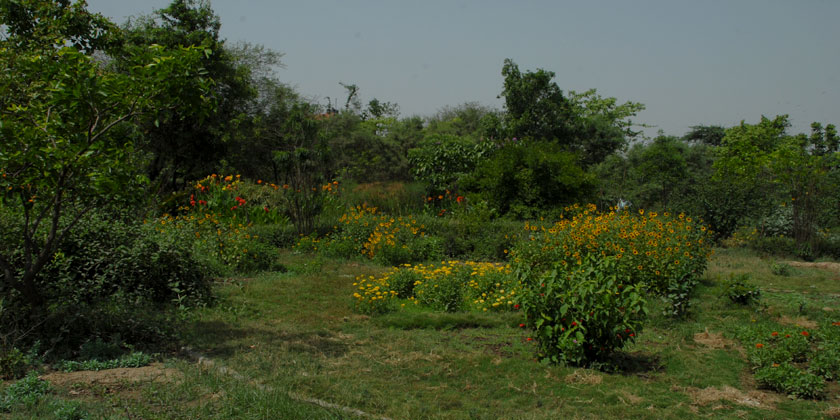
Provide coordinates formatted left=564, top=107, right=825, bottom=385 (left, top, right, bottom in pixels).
left=755, top=343, right=764, bottom=349
left=801, top=331, right=810, bottom=337
left=771, top=331, right=778, bottom=337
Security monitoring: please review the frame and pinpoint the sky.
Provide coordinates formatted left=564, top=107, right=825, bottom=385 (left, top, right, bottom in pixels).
left=86, top=0, right=840, bottom=138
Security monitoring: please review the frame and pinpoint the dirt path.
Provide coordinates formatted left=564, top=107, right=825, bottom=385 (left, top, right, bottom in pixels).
left=783, top=261, right=840, bottom=273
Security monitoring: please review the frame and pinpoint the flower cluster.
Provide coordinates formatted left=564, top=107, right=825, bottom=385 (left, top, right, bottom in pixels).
left=511, top=204, right=713, bottom=310
left=300, top=205, right=441, bottom=265
left=352, top=260, right=519, bottom=314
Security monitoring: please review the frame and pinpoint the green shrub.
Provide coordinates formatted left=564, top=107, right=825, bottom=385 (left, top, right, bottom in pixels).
left=0, top=371, right=51, bottom=411
left=461, top=141, right=596, bottom=219
left=57, top=351, right=152, bottom=372
left=721, top=273, right=761, bottom=305
left=809, top=344, right=840, bottom=380
left=754, top=363, right=824, bottom=399
left=519, top=256, right=647, bottom=367
left=770, top=262, right=793, bottom=276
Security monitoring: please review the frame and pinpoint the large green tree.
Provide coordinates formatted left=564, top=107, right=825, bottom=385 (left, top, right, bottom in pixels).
left=120, top=0, right=255, bottom=191
left=0, top=0, right=213, bottom=306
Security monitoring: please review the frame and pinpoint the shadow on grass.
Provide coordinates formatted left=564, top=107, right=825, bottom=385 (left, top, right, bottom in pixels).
left=609, top=351, right=665, bottom=377
left=182, top=320, right=349, bottom=359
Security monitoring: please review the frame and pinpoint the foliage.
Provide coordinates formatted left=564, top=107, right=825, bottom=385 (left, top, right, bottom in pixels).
left=721, top=273, right=761, bottom=305
left=56, top=351, right=153, bottom=372
left=511, top=204, right=713, bottom=316
left=0, top=0, right=214, bottom=309
left=408, top=134, right=494, bottom=195
left=737, top=322, right=840, bottom=399
left=0, top=371, right=51, bottom=412
left=352, top=261, right=518, bottom=315
left=462, top=141, right=596, bottom=219
left=715, top=115, right=840, bottom=250
left=301, top=205, right=443, bottom=265
left=754, top=363, right=825, bottom=399
left=121, top=0, right=258, bottom=191
left=770, top=262, right=793, bottom=277
left=519, top=255, right=647, bottom=367
left=273, top=104, right=333, bottom=235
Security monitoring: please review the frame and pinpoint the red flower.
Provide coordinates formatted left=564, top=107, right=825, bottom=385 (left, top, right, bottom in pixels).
left=199, top=200, right=207, bottom=205
left=771, top=331, right=778, bottom=337
left=625, top=329, right=631, bottom=333
left=231, top=206, right=238, bottom=210
left=629, top=333, right=635, bottom=337
left=514, top=304, right=520, bottom=310
left=456, top=195, right=464, bottom=204
left=264, top=206, right=269, bottom=212
left=801, top=331, right=810, bottom=337
left=571, top=321, right=577, bottom=327
left=756, top=343, right=764, bottom=348
left=519, top=323, right=525, bottom=328
left=526, top=337, right=533, bottom=342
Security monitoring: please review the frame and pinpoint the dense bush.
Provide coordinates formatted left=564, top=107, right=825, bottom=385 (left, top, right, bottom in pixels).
left=461, top=141, right=596, bottom=219
left=519, top=256, right=647, bottom=367
left=511, top=204, right=713, bottom=317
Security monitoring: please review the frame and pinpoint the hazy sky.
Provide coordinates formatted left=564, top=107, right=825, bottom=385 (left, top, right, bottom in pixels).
left=86, top=0, right=840, bottom=138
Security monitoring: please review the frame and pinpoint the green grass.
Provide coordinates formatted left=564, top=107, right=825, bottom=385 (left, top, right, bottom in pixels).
left=4, top=247, right=840, bottom=419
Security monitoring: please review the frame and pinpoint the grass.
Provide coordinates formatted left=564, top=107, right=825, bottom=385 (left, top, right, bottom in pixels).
left=3, top=248, right=840, bottom=419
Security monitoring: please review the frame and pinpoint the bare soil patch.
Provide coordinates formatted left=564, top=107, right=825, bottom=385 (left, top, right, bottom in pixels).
left=684, top=385, right=779, bottom=410
left=778, top=315, right=818, bottom=329
left=40, top=363, right=181, bottom=388
left=693, top=329, right=736, bottom=350
left=784, top=261, right=840, bottom=273
left=564, top=369, right=603, bottom=385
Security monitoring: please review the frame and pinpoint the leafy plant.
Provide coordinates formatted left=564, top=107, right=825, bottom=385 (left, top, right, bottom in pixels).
left=57, top=352, right=153, bottom=372
left=754, top=363, right=824, bottom=399
left=519, top=256, right=647, bottom=367
left=0, top=371, right=51, bottom=411
left=770, top=262, right=794, bottom=276
left=721, top=273, right=762, bottom=305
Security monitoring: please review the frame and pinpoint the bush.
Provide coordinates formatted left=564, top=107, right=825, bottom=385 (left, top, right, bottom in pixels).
left=754, top=363, right=824, bottom=399
left=519, top=256, right=647, bottom=367
left=770, top=262, right=793, bottom=276
left=511, top=204, right=712, bottom=317
left=303, top=205, right=443, bottom=265
left=461, top=141, right=596, bottom=219
left=352, top=261, right=519, bottom=315
left=721, top=273, right=761, bottom=305
left=0, top=371, right=51, bottom=412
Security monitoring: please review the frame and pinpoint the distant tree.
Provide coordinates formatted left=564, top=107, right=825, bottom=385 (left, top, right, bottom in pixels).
left=683, top=125, right=726, bottom=147
left=498, top=59, right=643, bottom=165
left=715, top=115, right=838, bottom=252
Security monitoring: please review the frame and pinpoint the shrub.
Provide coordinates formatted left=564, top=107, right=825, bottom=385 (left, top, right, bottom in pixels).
left=352, top=261, right=518, bottom=315
left=721, top=273, right=761, bottom=305
left=304, top=205, right=443, bottom=265
left=770, top=262, right=793, bottom=276
left=511, top=204, right=713, bottom=317
left=519, top=256, right=647, bottom=367
left=754, top=363, right=824, bottom=399
left=0, top=371, right=51, bottom=411
left=738, top=324, right=830, bottom=399
left=461, top=141, right=596, bottom=219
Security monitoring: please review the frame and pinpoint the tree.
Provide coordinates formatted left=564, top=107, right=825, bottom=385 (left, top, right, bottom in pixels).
left=498, top=60, right=643, bottom=165
left=120, top=0, right=256, bottom=191
left=500, top=59, right=577, bottom=143
left=715, top=115, right=839, bottom=252
left=0, top=0, right=214, bottom=307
